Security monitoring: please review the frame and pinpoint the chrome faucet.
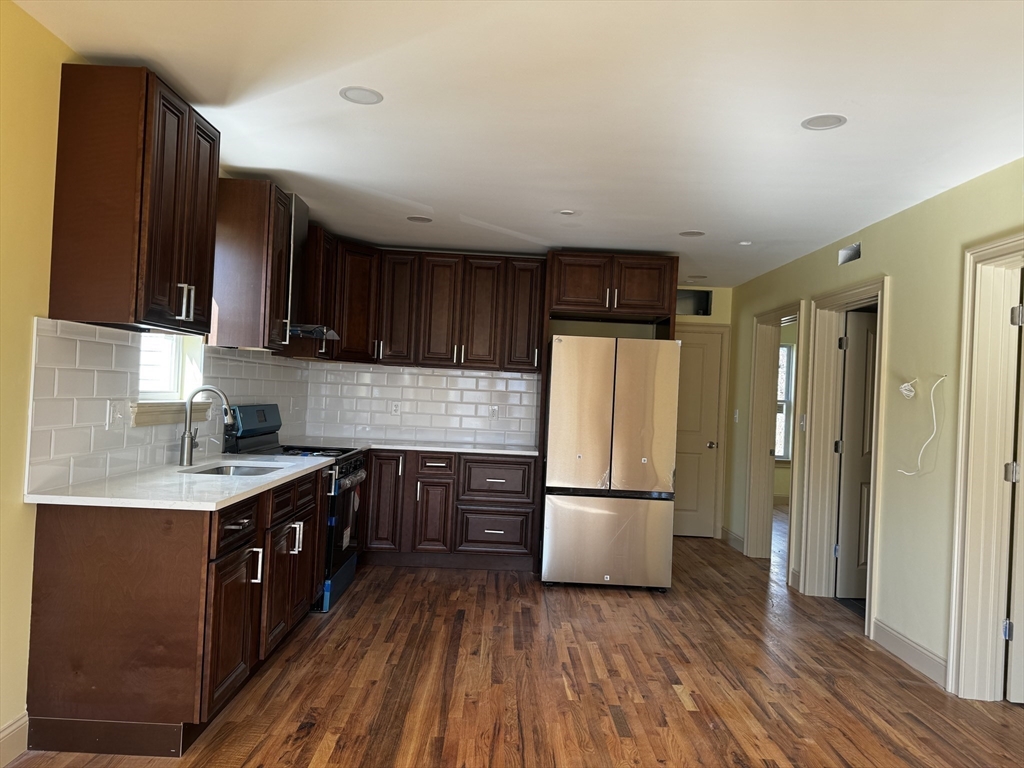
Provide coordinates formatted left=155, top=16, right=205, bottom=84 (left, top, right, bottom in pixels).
left=179, top=386, right=236, bottom=467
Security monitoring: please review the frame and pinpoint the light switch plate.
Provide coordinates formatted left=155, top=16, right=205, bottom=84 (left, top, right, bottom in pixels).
left=106, top=399, right=126, bottom=430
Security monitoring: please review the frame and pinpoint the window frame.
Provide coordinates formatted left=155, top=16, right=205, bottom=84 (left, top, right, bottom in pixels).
left=138, top=333, right=187, bottom=401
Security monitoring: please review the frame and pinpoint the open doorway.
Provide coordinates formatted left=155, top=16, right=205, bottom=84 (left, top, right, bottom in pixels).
left=833, top=304, right=879, bottom=619
left=771, top=322, right=799, bottom=583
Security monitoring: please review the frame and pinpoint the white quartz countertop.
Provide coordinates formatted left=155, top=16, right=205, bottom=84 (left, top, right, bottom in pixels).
left=24, top=455, right=335, bottom=511
left=290, top=436, right=539, bottom=457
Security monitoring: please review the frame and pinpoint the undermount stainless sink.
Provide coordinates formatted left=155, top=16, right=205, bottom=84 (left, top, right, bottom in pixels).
left=183, top=464, right=280, bottom=476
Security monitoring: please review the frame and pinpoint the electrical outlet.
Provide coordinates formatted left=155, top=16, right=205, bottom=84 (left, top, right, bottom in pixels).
left=107, top=399, right=127, bottom=430
left=488, top=405, right=499, bottom=421
left=390, top=401, right=401, bottom=416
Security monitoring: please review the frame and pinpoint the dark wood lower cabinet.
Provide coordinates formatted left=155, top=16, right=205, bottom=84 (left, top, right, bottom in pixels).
left=364, top=451, right=405, bottom=551
left=27, top=470, right=326, bottom=758
left=202, top=544, right=260, bottom=720
left=412, top=478, right=454, bottom=553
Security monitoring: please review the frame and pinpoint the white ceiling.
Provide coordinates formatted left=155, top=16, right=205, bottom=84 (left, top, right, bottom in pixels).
left=18, top=0, right=1024, bottom=286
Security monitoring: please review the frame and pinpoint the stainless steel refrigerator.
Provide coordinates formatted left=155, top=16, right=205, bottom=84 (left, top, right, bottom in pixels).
left=542, top=335, right=681, bottom=589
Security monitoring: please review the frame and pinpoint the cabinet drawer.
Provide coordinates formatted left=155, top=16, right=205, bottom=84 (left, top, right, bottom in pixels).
left=455, top=506, right=530, bottom=554
left=295, top=472, right=317, bottom=510
left=211, top=496, right=260, bottom=558
left=270, top=482, right=295, bottom=525
left=458, top=457, right=535, bottom=503
left=418, top=453, right=456, bottom=475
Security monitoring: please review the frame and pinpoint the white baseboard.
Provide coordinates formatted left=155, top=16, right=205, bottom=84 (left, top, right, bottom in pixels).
left=0, top=712, right=28, bottom=768
left=721, top=526, right=744, bottom=553
left=773, top=495, right=790, bottom=508
left=788, top=568, right=800, bottom=589
left=872, top=619, right=947, bottom=687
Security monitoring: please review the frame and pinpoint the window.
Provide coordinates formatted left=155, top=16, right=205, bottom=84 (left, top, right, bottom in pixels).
left=138, top=333, right=203, bottom=401
left=775, top=343, right=796, bottom=460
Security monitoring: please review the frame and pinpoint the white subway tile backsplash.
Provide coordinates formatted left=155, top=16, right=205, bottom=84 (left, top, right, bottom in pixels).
left=71, top=453, right=107, bottom=484
left=78, top=340, right=114, bottom=369
left=56, top=369, right=95, bottom=398
left=95, top=370, right=130, bottom=397
left=92, top=426, right=126, bottom=452
left=74, top=398, right=109, bottom=426
left=36, top=336, right=78, bottom=367
left=33, top=368, right=56, bottom=399
left=29, top=431, right=52, bottom=460
left=52, top=427, right=93, bottom=457
left=33, top=399, right=75, bottom=428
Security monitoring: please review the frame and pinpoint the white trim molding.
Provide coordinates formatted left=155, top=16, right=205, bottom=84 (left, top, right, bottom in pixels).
left=0, top=711, right=28, bottom=768
left=947, top=232, right=1024, bottom=700
left=722, top=527, right=744, bottom=553
left=873, top=619, right=947, bottom=687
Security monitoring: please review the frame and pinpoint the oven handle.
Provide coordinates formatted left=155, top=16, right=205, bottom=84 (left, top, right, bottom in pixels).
left=325, top=466, right=340, bottom=496
left=335, top=468, right=367, bottom=493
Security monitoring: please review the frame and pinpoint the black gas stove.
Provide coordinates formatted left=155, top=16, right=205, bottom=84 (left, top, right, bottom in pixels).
left=223, top=404, right=365, bottom=612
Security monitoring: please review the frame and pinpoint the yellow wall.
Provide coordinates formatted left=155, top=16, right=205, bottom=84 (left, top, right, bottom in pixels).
left=725, top=158, right=1024, bottom=658
left=0, top=0, right=80, bottom=750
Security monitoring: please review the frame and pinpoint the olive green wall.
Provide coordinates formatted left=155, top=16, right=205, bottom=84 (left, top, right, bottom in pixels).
left=725, top=158, right=1024, bottom=659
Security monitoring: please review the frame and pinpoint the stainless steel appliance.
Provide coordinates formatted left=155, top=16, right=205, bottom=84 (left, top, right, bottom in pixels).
left=542, top=336, right=681, bottom=589
left=223, top=403, right=366, bottom=611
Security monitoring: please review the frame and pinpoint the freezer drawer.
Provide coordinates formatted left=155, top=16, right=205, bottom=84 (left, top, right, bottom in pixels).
left=541, top=495, right=674, bottom=589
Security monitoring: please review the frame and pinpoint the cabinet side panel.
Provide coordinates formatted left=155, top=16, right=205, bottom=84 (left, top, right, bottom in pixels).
left=49, top=64, right=147, bottom=324
left=27, top=505, right=208, bottom=723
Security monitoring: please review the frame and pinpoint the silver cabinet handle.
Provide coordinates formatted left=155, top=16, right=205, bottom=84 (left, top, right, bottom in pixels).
left=425, top=462, right=447, bottom=467
left=707, top=441, right=718, bottom=449
left=398, top=455, right=403, bottom=476
left=534, top=349, right=538, bottom=367
left=416, top=481, right=421, bottom=501
left=326, top=466, right=339, bottom=496
left=483, top=529, right=505, bottom=535
left=176, top=283, right=189, bottom=320
left=282, top=318, right=291, bottom=345
left=605, top=288, right=610, bottom=308
left=613, top=288, right=618, bottom=309
left=251, top=547, right=263, bottom=583
left=376, top=340, right=382, bottom=359
left=319, top=336, right=327, bottom=354
left=453, top=345, right=458, bottom=363
left=289, top=521, right=303, bottom=554
left=186, top=285, right=196, bottom=321
left=461, top=345, right=465, bottom=364
left=223, top=518, right=251, bottom=531
left=485, top=478, right=506, bottom=483
left=297, top=520, right=304, bottom=551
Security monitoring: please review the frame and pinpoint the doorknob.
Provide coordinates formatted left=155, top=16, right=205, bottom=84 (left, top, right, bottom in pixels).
left=707, top=441, right=718, bottom=449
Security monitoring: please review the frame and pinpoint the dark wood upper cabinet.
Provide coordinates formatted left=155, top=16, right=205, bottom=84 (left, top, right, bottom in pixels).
left=460, top=257, right=504, bottom=370
left=210, top=180, right=293, bottom=349
left=548, top=252, right=613, bottom=312
left=612, top=256, right=676, bottom=315
left=378, top=251, right=419, bottom=364
left=411, top=478, right=454, bottom=554
left=548, top=251, right=678, bottom=318
left=417, top=255, right=464, bottom=368
left=277, top=224, right=336, bottom=360
left=201, top=545, right=259, bottom=721
left=334, top=241, right=379, bottom=363
left=504, top=259, right=545, bottom=372
left=49, top=64, right=220, bottom=333
left=364, top=452, right=405, bottom=552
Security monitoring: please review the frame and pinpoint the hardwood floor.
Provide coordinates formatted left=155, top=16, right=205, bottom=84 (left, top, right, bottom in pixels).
left=13, top=534, right=1023, bottom=768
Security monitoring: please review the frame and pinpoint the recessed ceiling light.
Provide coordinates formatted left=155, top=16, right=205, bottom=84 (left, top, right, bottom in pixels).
left=339, top=86, right=383, bottom=105
left=801, top=114, right=847, bottom=131
left=687, top=275, right=708, bottom=280
left=558, top=210, right=576, bottom=216
left=679, top=230, right=706, bottom=237
left=739, top=241, right=753, bottom=246
left=406, top=215, right=433, bottom=223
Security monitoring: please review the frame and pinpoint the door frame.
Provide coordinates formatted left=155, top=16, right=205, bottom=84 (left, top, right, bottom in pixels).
left=946, top=232, right=1024, bottom=700
left=799, top=276, right=889, bottom=640
left=744, top=303, right=801, bottom=562
left=676, top=322, right=732, bottom=538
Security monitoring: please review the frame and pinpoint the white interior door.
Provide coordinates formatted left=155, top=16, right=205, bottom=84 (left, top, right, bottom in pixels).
left=673, top=330, right=724, bottom=536
left=836, top=310, right=877, bottom=599
left=1007, top=299, right=1024, bottom=703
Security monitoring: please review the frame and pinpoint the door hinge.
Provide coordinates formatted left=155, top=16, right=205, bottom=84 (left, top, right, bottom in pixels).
left=838, top=336, right=849, bottom=350
left=834, top=544, right=840, bottom=558
left=834, top=440, right=844, bottom=454
left=1004, top=618, right=1014, bottom=641
left=1011, top=304, right=1023, bottom=327
left=1006, top=461, right=1021, bottom=483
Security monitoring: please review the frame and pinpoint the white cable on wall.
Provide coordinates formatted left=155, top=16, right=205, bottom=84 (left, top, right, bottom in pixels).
left=898, top=375, right=947, bottom=476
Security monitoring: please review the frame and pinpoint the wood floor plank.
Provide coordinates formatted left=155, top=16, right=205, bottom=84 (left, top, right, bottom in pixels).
left=12, top=520, right=1024, bottom=768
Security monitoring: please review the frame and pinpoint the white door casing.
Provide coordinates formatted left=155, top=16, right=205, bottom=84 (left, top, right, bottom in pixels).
left=836, top=311, right=877, bottom=599
left=1005, top=269, right=1023, bottom=704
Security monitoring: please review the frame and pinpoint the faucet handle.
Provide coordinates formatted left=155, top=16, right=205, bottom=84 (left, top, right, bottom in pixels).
left=191, top=427, right=199, bottom=449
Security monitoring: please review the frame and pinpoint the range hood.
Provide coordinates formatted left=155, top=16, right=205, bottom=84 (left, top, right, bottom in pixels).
left=289, top=324, right=340, bottom=340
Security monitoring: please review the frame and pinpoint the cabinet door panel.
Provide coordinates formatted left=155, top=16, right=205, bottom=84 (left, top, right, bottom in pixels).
left=260, top=521, right=294, bottom=659
left=549, top=253, right=612, bottom=312
left=288, top=506, right=316, bottom=627
left=180, top=109, right=219, bottom=334
left=202, top=546, right=258, bottom=720
left=265, top=187, right=292, bottom=350
left=365, top=452, right=404, bottom=551
left=504, top=259, right=544, bottom=372
left=460, top=257, right=504, bottom=370
left=336, top=243, right=378, bottom=362
left=612, top=256, right=675, bottom=315
left=379, top=251, right=419, bottom=364
left=417, top=255, right=463, bottom=367
left=412, top=478, right=454, bottom=553
left=318, top=232, right=339, bottom=360
left=138, top=74, right=190, bottom=329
